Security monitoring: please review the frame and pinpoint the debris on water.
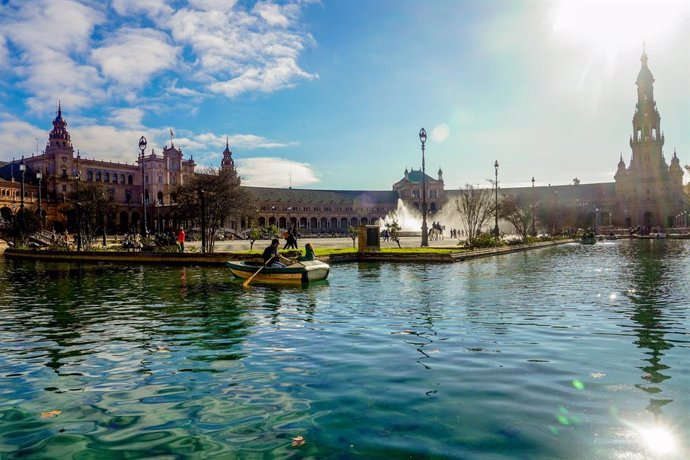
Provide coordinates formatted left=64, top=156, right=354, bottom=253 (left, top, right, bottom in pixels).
left=291, top=435, right=305, bottom=447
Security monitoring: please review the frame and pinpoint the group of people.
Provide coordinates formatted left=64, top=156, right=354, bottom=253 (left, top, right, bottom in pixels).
left=283, top=225, right=299, bottom=249
left=262, top=239, right=315, bottom=267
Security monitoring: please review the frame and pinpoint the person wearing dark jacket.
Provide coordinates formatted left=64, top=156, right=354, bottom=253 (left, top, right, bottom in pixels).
left=262, top=239, right=291, bottom=267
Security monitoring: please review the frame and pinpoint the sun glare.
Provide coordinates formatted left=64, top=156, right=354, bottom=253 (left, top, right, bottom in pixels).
left=550, top=0, right=687, bottom=51
left=639, top=425, right=677, bottom=455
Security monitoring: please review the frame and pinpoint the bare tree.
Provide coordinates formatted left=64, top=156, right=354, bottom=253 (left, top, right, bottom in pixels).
left=175, top=167, right=252, bottom=253
left=454, top=183, right=495, bottom=249
left=65, top=182, right=118, bottom=249
left=385, top=218, right=402, bottom=248
left=499, top=193, right=533, bottom=242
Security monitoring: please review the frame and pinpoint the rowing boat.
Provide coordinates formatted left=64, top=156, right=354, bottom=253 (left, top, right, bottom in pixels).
left=226, top=260, right=330, bottom=284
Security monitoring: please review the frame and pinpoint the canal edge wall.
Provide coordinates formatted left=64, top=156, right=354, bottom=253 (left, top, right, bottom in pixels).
left=3, top=239, right=575, bottom=265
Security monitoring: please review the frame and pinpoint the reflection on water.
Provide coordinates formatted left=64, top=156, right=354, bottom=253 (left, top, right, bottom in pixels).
left=0, top=240, right=689, bottom=458
left=621, top=240, right=683, bottom=417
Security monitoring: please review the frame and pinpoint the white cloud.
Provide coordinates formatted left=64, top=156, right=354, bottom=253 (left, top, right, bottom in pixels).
left=0, top=114, right=47, bottom=158
left=253, top=2, right=291, bottom=27
left=0, top=35, right=8, bottom=68
left=1, top=0, right=317, bottom=124
left=92, top=28, right=178, bottom=87
left=237, top=157, right=320, bottom=187
left=68, top=124, right=150, bottom=165
left=112, top=0, right=174, bottom=19
left=209, top=57, right=317, bottom=96
left=2, top=0, right=106, bottom=112
left=189, top=0, right=238, bottom=13
left=163, top=131, right=294, bottom=156
left=168, top=2, right=317, bottom=96
left=109, top=108, right=146, bottom=129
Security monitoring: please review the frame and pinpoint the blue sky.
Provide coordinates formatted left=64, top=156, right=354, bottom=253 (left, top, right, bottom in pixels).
left=0, top=0, right=688, bottom=190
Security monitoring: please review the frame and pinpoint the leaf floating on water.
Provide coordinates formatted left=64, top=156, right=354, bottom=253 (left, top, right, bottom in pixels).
left=590, top=372, right=606, bottom=379
left=41, top=410, right=62, bottom=418
left=291, top=435, right=305, bottom=447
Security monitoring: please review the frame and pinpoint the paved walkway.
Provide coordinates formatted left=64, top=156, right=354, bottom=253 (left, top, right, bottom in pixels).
left=196, top=235, right=464, bottom=252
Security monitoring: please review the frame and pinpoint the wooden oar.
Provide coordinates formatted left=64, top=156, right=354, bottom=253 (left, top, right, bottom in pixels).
left=242, top=264, right=265, bottom=288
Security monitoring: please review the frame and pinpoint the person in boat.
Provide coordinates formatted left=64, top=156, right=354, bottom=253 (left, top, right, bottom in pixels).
left=262, top=238, right=291, bottom=267
left=298, top=243, right=316, bottom=262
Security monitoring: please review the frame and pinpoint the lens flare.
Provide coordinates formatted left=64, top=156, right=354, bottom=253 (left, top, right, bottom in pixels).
left=639, top=425, right=676, bottom=455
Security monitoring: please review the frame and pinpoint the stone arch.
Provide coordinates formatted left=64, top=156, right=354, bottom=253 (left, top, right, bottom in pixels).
left=331, top=217, right=338, bottom=229
left=360, top=217, right=369, bottom=225
left=268, top=216, right=276, bottom=226
left=258, top=216, right=266, bottom=227
left=643, top=211, right=654, bottom=227
left=320, top=217, right=328, bottom=229
left=0, top=206, right=13, bottom=222
left=350, top=217, right=358, bottom=227
left=131, top=212, right=141, bottom=233
left=279, top=217, right=287, bottom=228
left=340, top=217, right=348, bottom=229
left=119, top=211, right=129, bottom=234
left=310, top=217, right=318, bottom=228
left=299, top=217, right=307, bottom=228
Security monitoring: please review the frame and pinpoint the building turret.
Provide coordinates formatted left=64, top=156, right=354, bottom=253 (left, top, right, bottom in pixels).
left=614, top=153, right=627, bottom=181
left=47, top=102, right=73, bottom=151
left=221, top=137, right=235, bottom=171
left=669, top=149, right=684, bottom=188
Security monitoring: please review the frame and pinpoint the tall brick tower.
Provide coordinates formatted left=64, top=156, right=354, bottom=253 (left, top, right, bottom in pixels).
left=614, top=49, right=684, bottom=229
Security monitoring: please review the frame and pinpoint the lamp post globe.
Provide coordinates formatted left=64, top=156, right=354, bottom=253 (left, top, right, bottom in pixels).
left=419, top=128, right=428, bottom=247
left=139, top=136, right=148, bottom=236
left=493, top=160, right=499, bottom=238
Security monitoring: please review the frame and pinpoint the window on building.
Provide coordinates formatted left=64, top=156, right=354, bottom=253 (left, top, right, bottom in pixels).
left=96, top=172, right=101, bottom=182
left=87, top=171, right=93, bottom=181
left=128, top=175, right=133, bottom=185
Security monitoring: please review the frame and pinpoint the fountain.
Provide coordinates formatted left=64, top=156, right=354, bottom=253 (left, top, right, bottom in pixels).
left=380, top=199, right=463, bottom=237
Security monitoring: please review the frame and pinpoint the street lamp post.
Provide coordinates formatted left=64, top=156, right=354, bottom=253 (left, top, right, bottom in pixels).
left=199, top=189, right=206, bottom=254
left=419, top=128, right=428, bottom=247
left=531, top=176, right=535, bottom=236
left=18, top=160, right=26, bottom=242
left=139, top=136, right=148, bottom=236
left=493, top=160, right=499, bottom=238
left=19, top=160, right=26, bottom=211
left=36, top=171, right=43, bottom=229
left=155, top=200, right=161, bottom=234
left=75, top=171, right=82, bottom=252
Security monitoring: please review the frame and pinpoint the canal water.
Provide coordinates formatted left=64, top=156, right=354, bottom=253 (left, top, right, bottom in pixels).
left=0, top=240, right=688, bottom=459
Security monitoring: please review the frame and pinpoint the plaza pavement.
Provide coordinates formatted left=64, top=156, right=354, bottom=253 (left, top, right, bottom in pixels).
left=191, top=235, right=465, bottom=252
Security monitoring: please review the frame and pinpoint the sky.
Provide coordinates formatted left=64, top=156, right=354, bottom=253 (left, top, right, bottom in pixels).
left=0, top=0, right=688, bottom=191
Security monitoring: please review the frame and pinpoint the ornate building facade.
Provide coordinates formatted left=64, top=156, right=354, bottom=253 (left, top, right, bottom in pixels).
left=0, top=52, right=684, bottom=236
